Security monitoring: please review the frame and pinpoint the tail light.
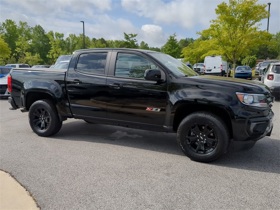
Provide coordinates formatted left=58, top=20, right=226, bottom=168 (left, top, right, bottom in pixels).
left=7, top=75, right=12, bottom=93
left=267, top=74, right=274, bottom=80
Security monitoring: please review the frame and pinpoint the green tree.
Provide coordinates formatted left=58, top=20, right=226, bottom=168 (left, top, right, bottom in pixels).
left=161, top=34, right=181, bottom=58
left=182, top=38, right=221, bottom=64
left=18, top=52, right=43, bottom=66
left=139, top=41, right=149, bottom=49
left=47, top=31, right=66, bottom=63
left=241, top=55, right=257, bottom=67
left=265, top=32, right=280, bottom=59
left=201, top=0, right=269, bottom=70
left=65, top=34, right=80, bottom=53
left=183, top=0, right=270, bottom=76
left=91, top=38, right=108, bottom=48
left=0, top=36, right=11, bottom=64
left=14, top=21, right=32, bottom=61
left=0, top=19, right=19, bottom=57
left=123, top=33, right=138, bottom=48
left=30, top=25, right=50, bottom=64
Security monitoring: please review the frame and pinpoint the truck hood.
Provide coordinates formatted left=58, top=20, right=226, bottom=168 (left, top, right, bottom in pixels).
left=178, top=75, right=271, bottom=94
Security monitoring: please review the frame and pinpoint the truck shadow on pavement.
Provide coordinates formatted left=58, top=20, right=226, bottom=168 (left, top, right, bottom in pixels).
left=55, top=120, right=280, bottom=174
left=56, top=120, right=181, bottom=155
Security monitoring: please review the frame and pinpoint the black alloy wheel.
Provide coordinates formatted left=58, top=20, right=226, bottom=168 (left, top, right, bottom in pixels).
left=185, top=124, right=218, bottom=154
left=177, top=112, right=229, bottom=162
left=29, top=100, right=62, bottom=137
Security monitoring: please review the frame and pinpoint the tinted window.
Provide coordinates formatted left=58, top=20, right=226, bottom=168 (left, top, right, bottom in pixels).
left=236, top=66, right=251, bottom=71
left=115, top=53, right=158, bottom=79
left=76, top=53, right=107, bottom=75
left=19, top=64, right=30, bottom=68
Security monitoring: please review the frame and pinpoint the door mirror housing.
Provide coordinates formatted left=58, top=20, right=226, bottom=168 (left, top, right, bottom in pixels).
left=144, top=69, right=162, bottom=81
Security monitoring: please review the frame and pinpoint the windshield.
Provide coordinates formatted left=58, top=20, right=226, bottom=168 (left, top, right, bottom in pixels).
left=0, top=67, right=12, bottom=75
left=236, top=66, right=251, bottom=71
left=149, top=52, right=198, bottom=77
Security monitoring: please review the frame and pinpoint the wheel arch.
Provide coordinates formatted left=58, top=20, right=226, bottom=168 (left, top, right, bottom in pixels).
left=173, top=103, right=233, bottom=139
left=25, top=91, right=57, bottom=111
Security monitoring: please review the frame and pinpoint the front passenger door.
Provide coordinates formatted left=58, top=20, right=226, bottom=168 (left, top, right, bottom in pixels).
left=106, top=52, right=168, bottom=127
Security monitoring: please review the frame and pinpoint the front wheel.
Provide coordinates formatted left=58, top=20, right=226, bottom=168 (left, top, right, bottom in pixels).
left=177, top=112, right=229, bottom=162
left=29, top=100, right=62, bottom=137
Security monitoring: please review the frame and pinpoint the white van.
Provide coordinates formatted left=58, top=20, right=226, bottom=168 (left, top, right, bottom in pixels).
left=204, top=56, right=228, bottom=76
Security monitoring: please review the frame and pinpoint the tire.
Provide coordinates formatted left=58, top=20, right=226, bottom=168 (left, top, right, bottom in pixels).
left=177, top=112, right=229, bottom=162
left=29, top=100, right=62, bottom=137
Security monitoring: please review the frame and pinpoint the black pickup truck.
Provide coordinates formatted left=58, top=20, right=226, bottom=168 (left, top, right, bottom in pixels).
left=8, top=48, right=274, bottom=162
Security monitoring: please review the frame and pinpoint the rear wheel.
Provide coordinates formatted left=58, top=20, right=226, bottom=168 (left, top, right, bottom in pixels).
left=177, top=112, right=229, bottom=162
left=29, top=100, right=62, bottom=137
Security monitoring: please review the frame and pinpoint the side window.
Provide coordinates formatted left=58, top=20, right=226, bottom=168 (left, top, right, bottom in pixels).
left=272, top=65, right=280, bottom=74
left=115, top=53, right=158, bottom=79
left=76, top=52, right=107, bottom=75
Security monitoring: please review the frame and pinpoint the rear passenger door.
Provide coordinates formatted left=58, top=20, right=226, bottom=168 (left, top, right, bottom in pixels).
left=106, top=51, right=168, bottom=128
left=66, top=51, right=109, bottom=119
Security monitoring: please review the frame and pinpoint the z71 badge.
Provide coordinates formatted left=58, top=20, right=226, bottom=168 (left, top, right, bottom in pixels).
left=146, top=107, right=161, bottom=112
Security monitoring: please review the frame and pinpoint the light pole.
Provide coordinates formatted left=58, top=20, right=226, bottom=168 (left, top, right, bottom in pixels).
left=80, top=21, right=85, bottom=48
left=267, top=3, right=271, bottom=32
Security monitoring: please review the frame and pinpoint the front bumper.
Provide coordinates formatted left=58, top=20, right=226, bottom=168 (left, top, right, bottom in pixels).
left=232, top=110, right=274, bottom=142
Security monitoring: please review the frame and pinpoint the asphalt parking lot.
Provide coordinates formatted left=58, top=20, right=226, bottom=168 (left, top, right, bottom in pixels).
left=0, top=99, right=279, bottom=210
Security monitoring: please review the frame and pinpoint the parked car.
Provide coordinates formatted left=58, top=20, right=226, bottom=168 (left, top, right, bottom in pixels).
left=234, top=66, right=252, bottom=79
left=5, top=63, right=30, bottom=68
left=8, top=48, right=274, bottom=162
left=32, top=65, right=50, bottom=68
left=262, top=62, right=280, bottom=100
left=54, top=55, right=71, bottom=65
left=50, top=61, right=69, bottom=69
left=193, top=63, right=205, bottom=74
left=255, top=62, right=262, bottom=75
left=0, top=66, right=12, bottom=98
left=258, top=60, right=280, bottom=81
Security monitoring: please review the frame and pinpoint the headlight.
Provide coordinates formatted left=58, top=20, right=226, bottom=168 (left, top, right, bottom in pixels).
left=236, top=92, right=267, bottom=107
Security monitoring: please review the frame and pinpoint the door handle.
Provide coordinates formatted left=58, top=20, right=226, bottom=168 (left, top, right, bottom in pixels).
left=109, top=83, right=121, bottom=89
left=73, top=79, right=82, bottom=84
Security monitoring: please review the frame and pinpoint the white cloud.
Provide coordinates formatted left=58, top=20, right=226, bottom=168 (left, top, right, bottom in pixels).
left=139, top=25, right=166, bottom=47
left=121, top=0, right=221, bottom=29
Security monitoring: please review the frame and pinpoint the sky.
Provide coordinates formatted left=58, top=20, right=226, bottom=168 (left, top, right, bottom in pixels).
left=0, top=0, right=279, bottom=47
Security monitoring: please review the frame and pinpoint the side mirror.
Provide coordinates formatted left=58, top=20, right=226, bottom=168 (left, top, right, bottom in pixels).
left=144, top=69, right=162, bottom=81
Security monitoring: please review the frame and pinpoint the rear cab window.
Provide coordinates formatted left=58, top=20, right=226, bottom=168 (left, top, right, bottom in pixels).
left=76, top=52, right=107, bottom=75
